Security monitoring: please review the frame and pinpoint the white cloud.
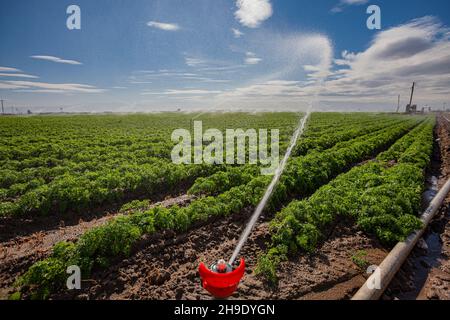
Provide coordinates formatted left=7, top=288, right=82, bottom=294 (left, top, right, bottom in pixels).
left=331, top=0, right=368, bottom=13
left=185, top=57, right=208, bottom=67
left=322, top=16, right=450, bottom=103
left=0, top=73, right=38, bottom=79
left=333, top=50, right=358, bottom=66
left=147, top=21, right=180, bottom=31
left=30, top=55, right=82, bottom=65
left=0, top=66, right=21, bottom=72
left=184, top=55, right=244, bottom=74
left=235, top=0, right=272, bottom=28
left=251, top=32, right=333, bottom=81
left=128, top=81, right=153, bottom=84
left=128, top=68, right=232, bottom=85
left=232, top=28, right=244, bottom=38
left=211, top=17, right=450, bottom=111
left=218, top=81, right=302, bottom=99
left=141, top=89, right=222, bottom=96
left=342, top=0, right=368, bottom=4
left=0, top=80, right=104, bottom=93
left=245, top=52, right=262, bottom=65
left=0, top=82, right=26, bottom=90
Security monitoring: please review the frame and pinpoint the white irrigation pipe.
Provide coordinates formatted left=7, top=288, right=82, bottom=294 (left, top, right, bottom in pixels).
left=352, top=178, right=450, bottom=300
left=228, top=110, right=312, bottom=266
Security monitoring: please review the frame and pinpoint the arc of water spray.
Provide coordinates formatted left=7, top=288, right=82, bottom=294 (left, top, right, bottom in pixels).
left=228, top=105, right=313, bottom=265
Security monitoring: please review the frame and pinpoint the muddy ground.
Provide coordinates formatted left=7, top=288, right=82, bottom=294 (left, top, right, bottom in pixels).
left=385, top=114, right=450, bottom=300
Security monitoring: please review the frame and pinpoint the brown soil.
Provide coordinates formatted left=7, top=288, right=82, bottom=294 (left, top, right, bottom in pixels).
left=0, top=182, right=193, bottom=243
left=48, top=205, right=387, bottom=300
left=416, top=206, right=450, bottom=300
left=0, top=194, right=194, bottom=299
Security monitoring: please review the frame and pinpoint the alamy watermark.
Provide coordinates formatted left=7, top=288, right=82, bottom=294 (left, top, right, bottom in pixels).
left=367, top=5, right=381, bottom=30
left=66, top=5, right=81, bottom=30
left=66, top=265, right=81, bottom=290
left=171, top=121, right=280, bottom=175
left=64, top=4, right=380, bottom=31
left=366, top=265, right=382, bottom=290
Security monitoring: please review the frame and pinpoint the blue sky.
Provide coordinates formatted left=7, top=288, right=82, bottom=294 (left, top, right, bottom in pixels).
left=0, top=0, right=450, bottom=112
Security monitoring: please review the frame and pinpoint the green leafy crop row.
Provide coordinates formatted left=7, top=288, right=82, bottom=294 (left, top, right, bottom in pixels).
left=294, top=116, right=407, bottom=156
left=188, top=165, right=260, bottom=196
left=256, top=119, right=435, bottom=283
left=0, top=113, right=299, bottom=217
left=188, top=117, right=422, bottom=198
left=16, top=115, right=422, bottom=298
left=15, top=176, right=271, bottom=299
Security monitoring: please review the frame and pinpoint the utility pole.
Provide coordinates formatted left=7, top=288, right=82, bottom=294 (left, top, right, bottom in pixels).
left=405, top=82, right=416, bottom=113
left=408, top=82, right=415, bottom=107
left=396, top=95, right=400, bottom=113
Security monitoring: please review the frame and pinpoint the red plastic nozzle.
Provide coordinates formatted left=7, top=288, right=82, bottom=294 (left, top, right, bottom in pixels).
left=198, top=258, right=245, bottom=299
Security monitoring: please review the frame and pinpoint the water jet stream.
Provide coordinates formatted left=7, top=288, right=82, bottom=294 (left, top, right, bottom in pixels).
left=228, top=107, right=312, bottom=265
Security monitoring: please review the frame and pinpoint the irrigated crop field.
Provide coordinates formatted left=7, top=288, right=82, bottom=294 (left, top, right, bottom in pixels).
left=1, top=112, right=449, bottom=300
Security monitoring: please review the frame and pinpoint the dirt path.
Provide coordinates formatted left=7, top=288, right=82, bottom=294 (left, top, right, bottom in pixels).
left=0, top=194, right=194, bottom=298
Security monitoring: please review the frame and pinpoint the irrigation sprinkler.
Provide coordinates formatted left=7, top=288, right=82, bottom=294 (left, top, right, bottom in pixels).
left=198, top=111, right=311, bottom=298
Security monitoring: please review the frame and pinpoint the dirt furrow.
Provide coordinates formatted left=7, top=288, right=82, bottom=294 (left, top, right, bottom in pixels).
left=0, top=194, right=195, bottom=297
left=51, top=205, right=388, bottom=300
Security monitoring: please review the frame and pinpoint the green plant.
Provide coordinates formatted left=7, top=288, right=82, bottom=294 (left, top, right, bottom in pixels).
left=16, top=113, right=429, bottom=298
left=15, top=258, right=67, bottom=300
left=8, top=292, right=21, bottom=300
left=255, top=246, right=288, bottom=285
left=351, top=250, right=369, bottom=269
left=258, top=120, right=433, bottom=281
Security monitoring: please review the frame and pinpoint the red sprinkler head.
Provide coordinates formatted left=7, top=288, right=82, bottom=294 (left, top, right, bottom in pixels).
left=198, top=258, right=245, bottom=299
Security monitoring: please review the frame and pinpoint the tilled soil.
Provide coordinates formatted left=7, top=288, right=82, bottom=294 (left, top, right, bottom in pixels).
left=50, top=206, right=387, bottom=300
left=0, top=194, right=194, bottom=298
left=0, top=184, right=194, bottom=243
